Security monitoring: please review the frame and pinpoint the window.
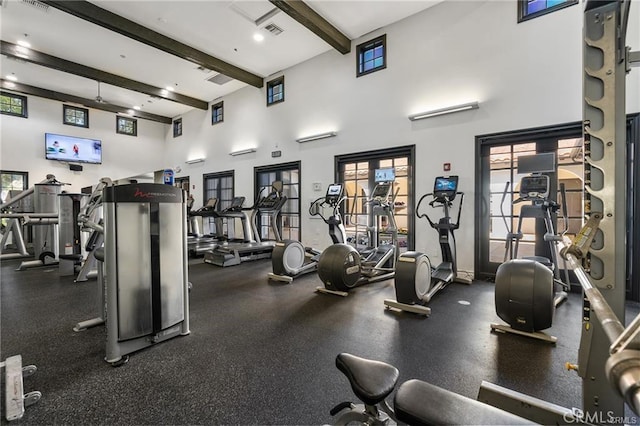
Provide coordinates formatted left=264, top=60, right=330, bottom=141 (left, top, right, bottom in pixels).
left=116, top=116, right=137, bottom=136
left=0, top=171, right=28, bottom=206
left=266, top=77, right=284, bottom=106
left=212, top=101, right=223, bottom=125
left=173, top=118, right=182, bottom=138
left=518, top=0, right=577, bottom=22
left=357, top=34, right=386, bottom=77
left=0, top=92, right=28, bottom=118
left=63, top=105, right=89, bottom=128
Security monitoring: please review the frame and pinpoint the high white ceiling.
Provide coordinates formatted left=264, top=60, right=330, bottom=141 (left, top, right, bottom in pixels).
left=0, top=0, right=442, bottom=121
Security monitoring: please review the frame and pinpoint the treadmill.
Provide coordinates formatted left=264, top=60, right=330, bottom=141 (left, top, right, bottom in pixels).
left=187, top=198, right=218, bottom=256
left=188, top=197, right=246, bottom=256
left=204, top=182, right=287, bottom=267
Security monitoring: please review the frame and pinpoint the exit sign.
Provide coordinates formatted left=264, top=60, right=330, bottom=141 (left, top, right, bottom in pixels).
left=271, top=150, right=282, bottom=158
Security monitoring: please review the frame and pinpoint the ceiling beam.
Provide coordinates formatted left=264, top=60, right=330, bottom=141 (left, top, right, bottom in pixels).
left=269, top=0, right=351, bottom=54
left=42, top=0, right=264, bottom=88
left=1, top=80, right=172, bottom=124
left=1, top=41, right=208, bottom=111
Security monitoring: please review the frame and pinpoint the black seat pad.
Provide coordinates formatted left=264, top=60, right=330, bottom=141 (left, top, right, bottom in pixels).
left=335, top=353, right=399, bottom=406
left=394, top=379, right=533, bottom=425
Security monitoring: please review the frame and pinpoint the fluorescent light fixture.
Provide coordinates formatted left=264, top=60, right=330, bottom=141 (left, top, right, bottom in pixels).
left=296, top=131, right=337, bottom=143
left=408, top=101, right=479, bottom=121
left=229, top=148, right=257, bottom=156
left=185, top=158, right=205, bottom=164
left=5, top=75, right=17, bottom=81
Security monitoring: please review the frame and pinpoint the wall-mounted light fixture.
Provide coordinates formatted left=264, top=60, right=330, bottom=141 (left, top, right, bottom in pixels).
left=229, top=148, right=257, bottom=156
left=185, top=158, right=205, bottom=164
left=296, top=131, right=337, bottom=143
left=408, top=101, right=479, bottom=121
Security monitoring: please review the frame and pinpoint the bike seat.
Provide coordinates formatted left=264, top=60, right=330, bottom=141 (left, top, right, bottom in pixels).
left=394, top=379, right=532, bottom=425
left=335, top=353, right=399, bottom=406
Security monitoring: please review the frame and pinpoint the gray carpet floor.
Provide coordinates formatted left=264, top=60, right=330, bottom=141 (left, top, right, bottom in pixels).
left=0, top=256, right=636, bottom=424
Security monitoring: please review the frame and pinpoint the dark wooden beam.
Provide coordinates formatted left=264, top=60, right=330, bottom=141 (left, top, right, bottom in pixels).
left=269, top=0, right=351, bottom=54
left=1, top=41, right=208, bottom=111
left=42, top=0, right=264, bottom=88
left=1, top=80, right=172, bottom=124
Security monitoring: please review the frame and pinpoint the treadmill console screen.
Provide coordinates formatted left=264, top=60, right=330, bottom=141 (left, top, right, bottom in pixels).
left=433, top=176, right=458, bottom=201
left=326, top=184, right=343, bottom=204
left=519, top=175, right=550, bottom=199
left=227, top=197, right=245, bottom=211
left=372, top=182, right=392, bottom=201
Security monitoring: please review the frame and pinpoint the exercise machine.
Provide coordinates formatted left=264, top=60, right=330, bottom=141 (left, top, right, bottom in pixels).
left=1, top=355, right=41, bottom=421
left=490, top=155, right=571, bottom=343
left=204, top=181, right=287, bottom=267
left=327, top=352, right=529, bottom=425
left=384, top=175, right=467, bottom=316
left=73, top=183, right=190, bottom=365
left=268, top=183, right=347, bottom=283
left=316, top=173, right=397, bottom=297
left=188, top=197, right=248, bottom=256
left=187, top=197, right=218, bottom=256
left=0, top=175, right=63, bottom=268
left=480, top=1, right=640, bottom=421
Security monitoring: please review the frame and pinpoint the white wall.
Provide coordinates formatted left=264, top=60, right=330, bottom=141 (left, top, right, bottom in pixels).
left=168, top=0, right=639, bottom=274
left=1, top=95, right=167, bottom=193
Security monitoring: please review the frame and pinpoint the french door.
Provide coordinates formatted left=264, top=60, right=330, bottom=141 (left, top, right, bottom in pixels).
left=335, top=146, right=414, bottom=253
left=474, top=123, right=584, bottom=281
left=255, top=162, right=300, bottom=241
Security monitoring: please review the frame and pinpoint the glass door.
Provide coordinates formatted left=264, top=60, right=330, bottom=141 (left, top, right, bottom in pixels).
left=475, top=124, right=584, bottom=280
left=336, top=146, right=414, bottom=253
left=203, top=171, right=234, bottom=237
left=255, top=162, right=300, bottom=241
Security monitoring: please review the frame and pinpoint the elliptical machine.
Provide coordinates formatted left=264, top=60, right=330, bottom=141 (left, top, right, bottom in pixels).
left=384, top=176, right=467, bottom=316
left=268, top=183, right=347, bottom=283
left=316, top=174, right=398, bottom=297
left=490, top=154, right=571, bottom=343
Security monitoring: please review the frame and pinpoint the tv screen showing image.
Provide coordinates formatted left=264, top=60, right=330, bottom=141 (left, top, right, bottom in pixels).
left=434, top=176, right=458, bottom=192
left=374, top=168, right=395, bottom=182
left=45, top=133, right=102, bottom=164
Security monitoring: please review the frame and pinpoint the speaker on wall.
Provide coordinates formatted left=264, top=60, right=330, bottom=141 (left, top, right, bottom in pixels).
left=69, top=164, right=83, bottom=172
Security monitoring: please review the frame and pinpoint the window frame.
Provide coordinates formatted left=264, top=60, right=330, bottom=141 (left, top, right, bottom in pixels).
left=517, top=0, right=578, bottom=23
left=356, top=34, right=387, bottom=78
left=63, top=104, right=89, bottom=128
left=173, top=118, right=183, bottom=138
left=116, top=116, right=137, bottom=136
left=212, top=101, right=224, bottom=125
left=266, top=76, right=285, bottom=106
left=0, top=92, right=28, bottom=118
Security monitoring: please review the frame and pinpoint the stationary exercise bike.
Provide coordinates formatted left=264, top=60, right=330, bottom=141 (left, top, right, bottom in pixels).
left=491, top=157, right=571, bottom=343
left=316, top=174, right=398, bottom=297
left=268, top=183, right=347, bottom=283
left=384, top=176, right=468, bottom=316
left=327, top=352, right=529, bottom=425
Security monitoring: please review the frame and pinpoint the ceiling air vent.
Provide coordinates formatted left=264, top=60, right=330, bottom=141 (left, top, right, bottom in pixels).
left=264, top=23, right=283, bottom=36
left=207, top=74, right=234, bottom=86
left=21, top=0, right=49, bottom=11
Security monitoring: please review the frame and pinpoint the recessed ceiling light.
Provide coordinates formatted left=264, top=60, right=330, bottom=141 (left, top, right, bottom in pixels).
left=165, top=86, right=175, bottom=92
left=6, top=75, right=18, bottom=81
left=17, top=40, right=31, bottom=48
left=253, top=33, right=265, bottom=42
left=133, top=106, right=141, bottom=110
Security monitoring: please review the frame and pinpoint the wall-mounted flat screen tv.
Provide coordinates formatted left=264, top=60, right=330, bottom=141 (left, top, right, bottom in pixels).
left=45, top=133, right=102, bottom=164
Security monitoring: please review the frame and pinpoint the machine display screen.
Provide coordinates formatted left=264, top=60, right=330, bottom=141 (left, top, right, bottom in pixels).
left=374, top=168, right=395, bottom=183
left=372, top=183, right=392, bottom=199
left=327, top=184, right=342, bottom=196
left=433, top=176, right=458, bottom=200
